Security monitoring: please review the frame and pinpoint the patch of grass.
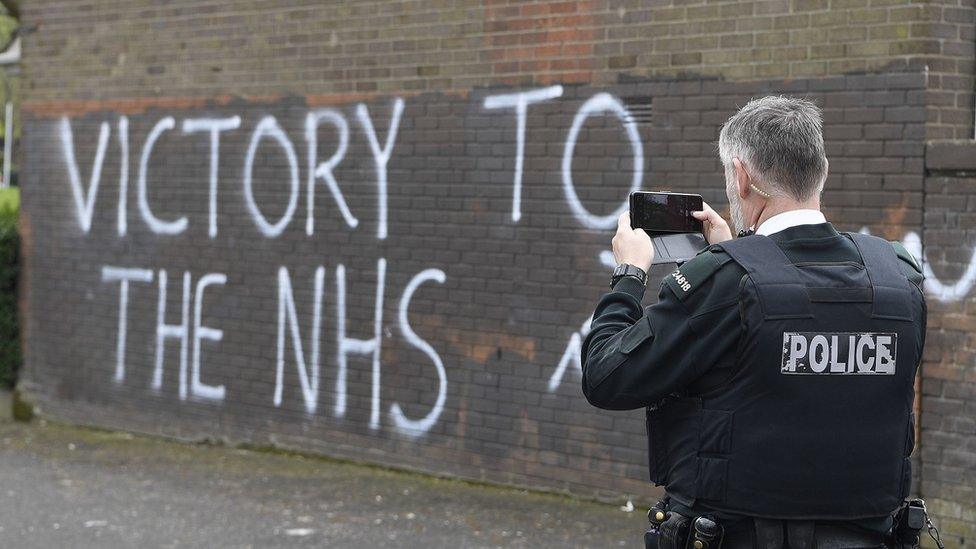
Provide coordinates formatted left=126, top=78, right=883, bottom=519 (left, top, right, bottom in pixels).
left=11, top=388, right=31, bottom=421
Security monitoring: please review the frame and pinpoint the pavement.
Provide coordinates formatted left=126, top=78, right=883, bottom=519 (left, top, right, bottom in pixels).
left=0, top=419, right=649, bottom=548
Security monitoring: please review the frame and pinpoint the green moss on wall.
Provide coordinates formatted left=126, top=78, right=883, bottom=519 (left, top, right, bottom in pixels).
left=0, top=186, right=18, bottom=388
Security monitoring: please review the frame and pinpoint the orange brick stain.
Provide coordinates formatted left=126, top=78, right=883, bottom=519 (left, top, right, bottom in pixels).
left=482, top=0, right=597, bottom=86
left=881, top=192, right=912, bottom=240
left=414, top=313, right=537, bottom=365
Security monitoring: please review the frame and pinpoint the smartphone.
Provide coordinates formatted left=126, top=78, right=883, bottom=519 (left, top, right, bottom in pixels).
left=629, top=191, right=704, bottom=235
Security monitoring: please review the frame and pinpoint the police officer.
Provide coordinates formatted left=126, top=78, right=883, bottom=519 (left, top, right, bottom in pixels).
left=581, top=96, right=928, bottom=548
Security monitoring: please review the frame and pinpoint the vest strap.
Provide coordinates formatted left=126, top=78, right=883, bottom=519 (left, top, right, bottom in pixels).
left=845, top=233, right=914, bottom=320
left=715, top=235, right=813, bottom=319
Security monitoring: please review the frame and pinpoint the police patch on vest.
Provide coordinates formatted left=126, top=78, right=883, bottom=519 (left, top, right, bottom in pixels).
left=781, top=332, right=897, bottom=375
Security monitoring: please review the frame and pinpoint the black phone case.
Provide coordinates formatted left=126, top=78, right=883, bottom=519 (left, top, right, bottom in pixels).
left=629, top=192, right=704, bottom=234
left=651, top=233, right=709, bottom=265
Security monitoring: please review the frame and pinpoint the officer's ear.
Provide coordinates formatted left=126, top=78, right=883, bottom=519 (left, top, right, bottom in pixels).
left=732, top=157, right=751, bottom=200
left=820, top=157, right=829, bottom=195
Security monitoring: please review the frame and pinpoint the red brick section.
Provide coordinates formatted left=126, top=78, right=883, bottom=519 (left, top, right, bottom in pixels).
left=18, top=1, right=976, bottom=137
left=483, top=0, right=597, bottom=86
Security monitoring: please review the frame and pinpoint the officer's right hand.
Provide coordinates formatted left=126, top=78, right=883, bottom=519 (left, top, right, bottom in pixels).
left=612, top=211, right=654, bottom=272
left=693, top=202, right=734, bottom=245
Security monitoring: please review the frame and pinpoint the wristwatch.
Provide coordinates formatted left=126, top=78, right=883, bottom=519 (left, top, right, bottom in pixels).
left=610, top=263, right=648, bottom=288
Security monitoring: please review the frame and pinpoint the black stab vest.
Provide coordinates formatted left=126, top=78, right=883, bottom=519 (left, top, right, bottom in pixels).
left=645, top=232, right=923, bottom=519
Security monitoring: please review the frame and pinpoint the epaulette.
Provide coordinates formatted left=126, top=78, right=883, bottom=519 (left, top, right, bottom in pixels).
left=663, top=248, right=733, bottom=301
left=890, top=241, right=922, bottom=273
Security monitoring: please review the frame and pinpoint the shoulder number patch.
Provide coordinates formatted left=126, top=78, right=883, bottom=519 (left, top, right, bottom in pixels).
left=664, top=267, right=694, bottom=299
left=673, top=268, right=692, bottom=291
left=663, top=251, right=728, bottom=301
left=781, top=332, right=897, bottom=375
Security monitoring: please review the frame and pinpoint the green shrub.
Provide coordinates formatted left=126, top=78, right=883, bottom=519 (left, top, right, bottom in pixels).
left=0, top=186, right=18, bottom=388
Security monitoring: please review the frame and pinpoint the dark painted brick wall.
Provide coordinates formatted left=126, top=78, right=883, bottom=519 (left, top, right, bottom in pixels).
left=19, top=72, right=928, bottom=504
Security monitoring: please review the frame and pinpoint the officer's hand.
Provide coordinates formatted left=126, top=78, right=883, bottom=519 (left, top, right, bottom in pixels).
left=612, top=211, right=653, bottom=272
left=693, top=202, right=733, bottom=245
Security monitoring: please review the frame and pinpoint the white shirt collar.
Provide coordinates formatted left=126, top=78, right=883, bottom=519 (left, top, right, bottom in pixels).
left=754, top=209, right=827, bottom=236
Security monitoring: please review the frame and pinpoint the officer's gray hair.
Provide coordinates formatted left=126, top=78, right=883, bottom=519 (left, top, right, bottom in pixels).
left=718, top=96, right=828, bottom=201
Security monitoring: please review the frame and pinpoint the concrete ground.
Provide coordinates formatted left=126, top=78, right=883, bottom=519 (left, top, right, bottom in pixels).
left=0, top=420, right=649, bottom=548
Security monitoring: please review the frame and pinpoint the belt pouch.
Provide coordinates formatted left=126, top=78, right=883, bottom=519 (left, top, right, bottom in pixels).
left=659, top=513, right=691, bottom=549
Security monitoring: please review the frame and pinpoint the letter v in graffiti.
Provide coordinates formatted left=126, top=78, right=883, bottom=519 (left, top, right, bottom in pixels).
left=60, top=117, right=111, bottom=233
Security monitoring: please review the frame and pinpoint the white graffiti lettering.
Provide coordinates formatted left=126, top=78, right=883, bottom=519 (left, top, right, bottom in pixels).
left=483, top=85, right=564, bottom=222
left=139, top=117, right=188, bottom=235
left=243, top=116, right=300, bottom=238
left=61, top=117, right=110, bottom=234
left=561, top=93, right=643, bottom=229
left=182, top=116, right=242, bottom=238
left=57, top=94, right=976, bottom=437
left=335, top=258, right=386, bottom=429
left=390, top=268, right=447, bottom=437
left=101, top=266, right=154, bottom=383
left=356, top=99, right=404, bottom=240
left=306, top=109, right=356, bottom=235
left=192, top=273, right=228, bottom=401
left=154, top=269, right=191, bottom=397
left=117, top=116, right=129, bottom=236
left=275, top=266, right=326, bottom=415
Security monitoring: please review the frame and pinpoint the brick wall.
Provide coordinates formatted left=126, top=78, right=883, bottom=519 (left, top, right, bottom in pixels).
left=918, top=142, right=976, bottom=547
left=22, top=0, right=973, bottom=137
left=14, top=0, right=975, bottom=539
left=914, top=1, right=976, bottom=140
left=21, top=1, right=961, bottom=94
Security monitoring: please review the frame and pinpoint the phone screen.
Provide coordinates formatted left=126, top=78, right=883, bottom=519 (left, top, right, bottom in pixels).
left=629, top=192, right=704, bottom=234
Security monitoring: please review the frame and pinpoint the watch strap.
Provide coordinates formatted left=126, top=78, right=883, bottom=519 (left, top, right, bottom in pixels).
left=611, top=263, right=647, bottom=288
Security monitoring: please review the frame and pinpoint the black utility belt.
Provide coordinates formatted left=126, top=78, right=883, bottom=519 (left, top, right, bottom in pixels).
left=643, top=498, right=939, bottom=549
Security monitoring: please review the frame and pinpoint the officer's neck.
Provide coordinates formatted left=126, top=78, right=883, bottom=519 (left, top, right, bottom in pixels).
left=750, top=195, right=822, bottom=231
